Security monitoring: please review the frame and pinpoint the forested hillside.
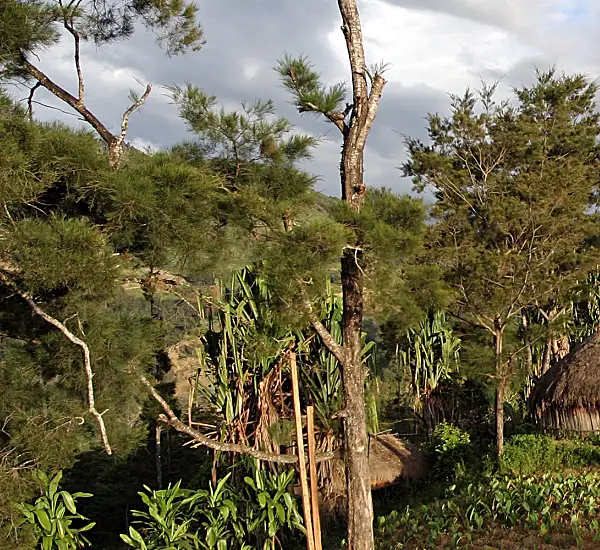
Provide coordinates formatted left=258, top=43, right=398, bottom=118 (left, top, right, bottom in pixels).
left=3, top=1, right=600, bottom=550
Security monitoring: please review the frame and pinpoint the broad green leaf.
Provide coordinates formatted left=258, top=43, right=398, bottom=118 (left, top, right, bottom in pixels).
left=60, top=491, right=77, bottom=514
left=35, top=509, right=52, bottom=531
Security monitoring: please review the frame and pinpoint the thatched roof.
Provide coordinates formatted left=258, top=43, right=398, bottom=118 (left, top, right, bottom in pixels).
left=327, top=434, right=428, bottom=495
left=369, top=434, right=428, bottom=488
left=530, top=331, right=600, bottom=414
left=309, top=433, right=428, bottom=517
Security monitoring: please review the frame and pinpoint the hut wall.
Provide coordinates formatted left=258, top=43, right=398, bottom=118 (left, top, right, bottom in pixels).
left=538, top=406, right=600, bottom=434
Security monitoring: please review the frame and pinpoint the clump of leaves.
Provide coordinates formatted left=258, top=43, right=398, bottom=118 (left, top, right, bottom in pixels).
left=121, top=469, right=304, bottom=550
left=16, top=470, right=95, bottom=549
left=424, top=423, right=471, bottom=481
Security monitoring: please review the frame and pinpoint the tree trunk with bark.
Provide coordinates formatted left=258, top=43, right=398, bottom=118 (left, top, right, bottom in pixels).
left=494, top=325, right=505, bottom=456
left=340, top=252, right=373, bottom=549
left=334, top=2, right=386, bottom=548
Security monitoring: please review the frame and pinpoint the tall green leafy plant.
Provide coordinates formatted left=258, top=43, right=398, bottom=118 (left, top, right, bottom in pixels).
left=16, top=471, right=95, bottom=550
left=397, top=311, right=461, bottom=431
left=121, top=470, right=303, bottom=550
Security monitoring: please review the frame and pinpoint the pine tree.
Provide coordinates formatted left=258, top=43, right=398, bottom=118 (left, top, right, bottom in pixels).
left=274, top=2, right=387, bottom=547
left=0, top=0, right=204, bottom=167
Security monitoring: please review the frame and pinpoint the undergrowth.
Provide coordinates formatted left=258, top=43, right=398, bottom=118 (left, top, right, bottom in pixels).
left=375, top=470, right=600, bottom=549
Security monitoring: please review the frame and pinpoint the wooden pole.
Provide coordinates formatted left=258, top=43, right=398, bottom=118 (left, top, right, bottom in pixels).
left=290, top=352, right=315, bottom=550
left=156, top=423, right=162, bottom=489
left=307, top=406, right=322, bottom=550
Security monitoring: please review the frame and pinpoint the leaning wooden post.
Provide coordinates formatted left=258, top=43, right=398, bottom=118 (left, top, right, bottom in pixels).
left=290, top=352, right=315, bottom=550
left=307, top=406, right=322, bottom=550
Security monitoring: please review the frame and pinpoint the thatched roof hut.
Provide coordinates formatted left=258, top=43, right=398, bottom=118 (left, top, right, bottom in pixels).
left=317, top=434, right=428, bottom=515
left=529, top=331, right=600, bottom=433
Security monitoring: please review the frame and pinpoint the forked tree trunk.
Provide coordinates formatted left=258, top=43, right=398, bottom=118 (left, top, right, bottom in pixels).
left=22, top=57, right=150, bottom=169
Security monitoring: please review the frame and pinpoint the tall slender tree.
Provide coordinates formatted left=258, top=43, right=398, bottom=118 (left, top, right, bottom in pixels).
left=276, top=2, right=386, bottom=547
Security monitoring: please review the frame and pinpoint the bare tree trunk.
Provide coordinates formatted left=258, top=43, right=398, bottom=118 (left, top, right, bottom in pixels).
left=340, top=252, right=374, bottom=549
left=494, top=326, right=505, bottom=456
left=540, top=332, right=552, bottom=375
left=522, top=313, right=533, bottom=376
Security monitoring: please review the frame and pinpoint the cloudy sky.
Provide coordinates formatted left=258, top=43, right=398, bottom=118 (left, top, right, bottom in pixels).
left=18, top=0, right=600, bottom=196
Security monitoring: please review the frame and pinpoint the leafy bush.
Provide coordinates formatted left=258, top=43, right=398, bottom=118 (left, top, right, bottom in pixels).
left=424, top=423, right=471, bottom=480
left=375, top=471, right=600, bottom=549
left=16, top=470, right=95, bottom=549
left=499, top=434, right=560, bottom=476
left=121, top=469, right=304, bottom=550
left=500, top=433, right=600, bottom=476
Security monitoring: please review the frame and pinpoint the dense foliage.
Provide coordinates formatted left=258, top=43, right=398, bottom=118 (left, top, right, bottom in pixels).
left=3, top=2, right=600, bottom=547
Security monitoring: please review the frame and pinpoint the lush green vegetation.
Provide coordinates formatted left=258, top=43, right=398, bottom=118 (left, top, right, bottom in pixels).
left=4, top=1, right=600, bottom=549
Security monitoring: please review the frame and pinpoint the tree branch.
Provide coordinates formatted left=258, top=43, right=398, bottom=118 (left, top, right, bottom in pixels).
left=305, top=303, right=347, bottom=367
left=59, top=0, right=85, bottom=104
left=139, top=374, right=336, bottom=464
left=27, top=81, right=41, bottom=122
left=0, top=273, right=112, bottom=455
left=118, top=83, right=152, bottom=146
left=21, top=57, right=117, bottom=147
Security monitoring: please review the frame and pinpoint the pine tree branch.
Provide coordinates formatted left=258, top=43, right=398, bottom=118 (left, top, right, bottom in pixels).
left=59, top=0, right=85, bottom=104
left=27, top=81, right=41, bottom=121
left=0, top=273, right=112, bottom=455
left=20, top=57, right=118, bottom=147
left=117, top=83, right=152, bottom=149
left=139, top=374, right=337, bottom=464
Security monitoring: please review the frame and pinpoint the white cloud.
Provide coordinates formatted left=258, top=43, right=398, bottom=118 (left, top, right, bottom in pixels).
left=129, top=137, right=161, bottom=153
left=328, top=0, right=540, bottom=96
left=241, top=58, right=263, bottom=80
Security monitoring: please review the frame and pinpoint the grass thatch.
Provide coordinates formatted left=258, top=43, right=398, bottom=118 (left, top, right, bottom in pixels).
left=317, top=434, right=428, bottom=515
left=530, top=331, right=600, bottom=432
left=369, top=434, right=429, bottom=488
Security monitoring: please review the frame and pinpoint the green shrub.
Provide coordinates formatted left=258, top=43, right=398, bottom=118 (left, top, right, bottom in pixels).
left=500, top=434, right=600, bottom=476
left=424, top=423, right=471, bottom=480
left=121, top=469, right=304, bottom=550
left=16, top=471, right=95, bottom=549
left=500, top=434, right=560, bottom=476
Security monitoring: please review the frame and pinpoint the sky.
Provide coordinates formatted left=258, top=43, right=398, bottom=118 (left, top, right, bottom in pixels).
left=15, top=0, right=600, bottom=196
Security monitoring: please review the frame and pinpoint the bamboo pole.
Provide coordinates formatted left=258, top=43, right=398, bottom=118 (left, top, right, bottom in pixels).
left=307, top=406, right=322, bottom=550
left=290, top=352, right=315, bottom=550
